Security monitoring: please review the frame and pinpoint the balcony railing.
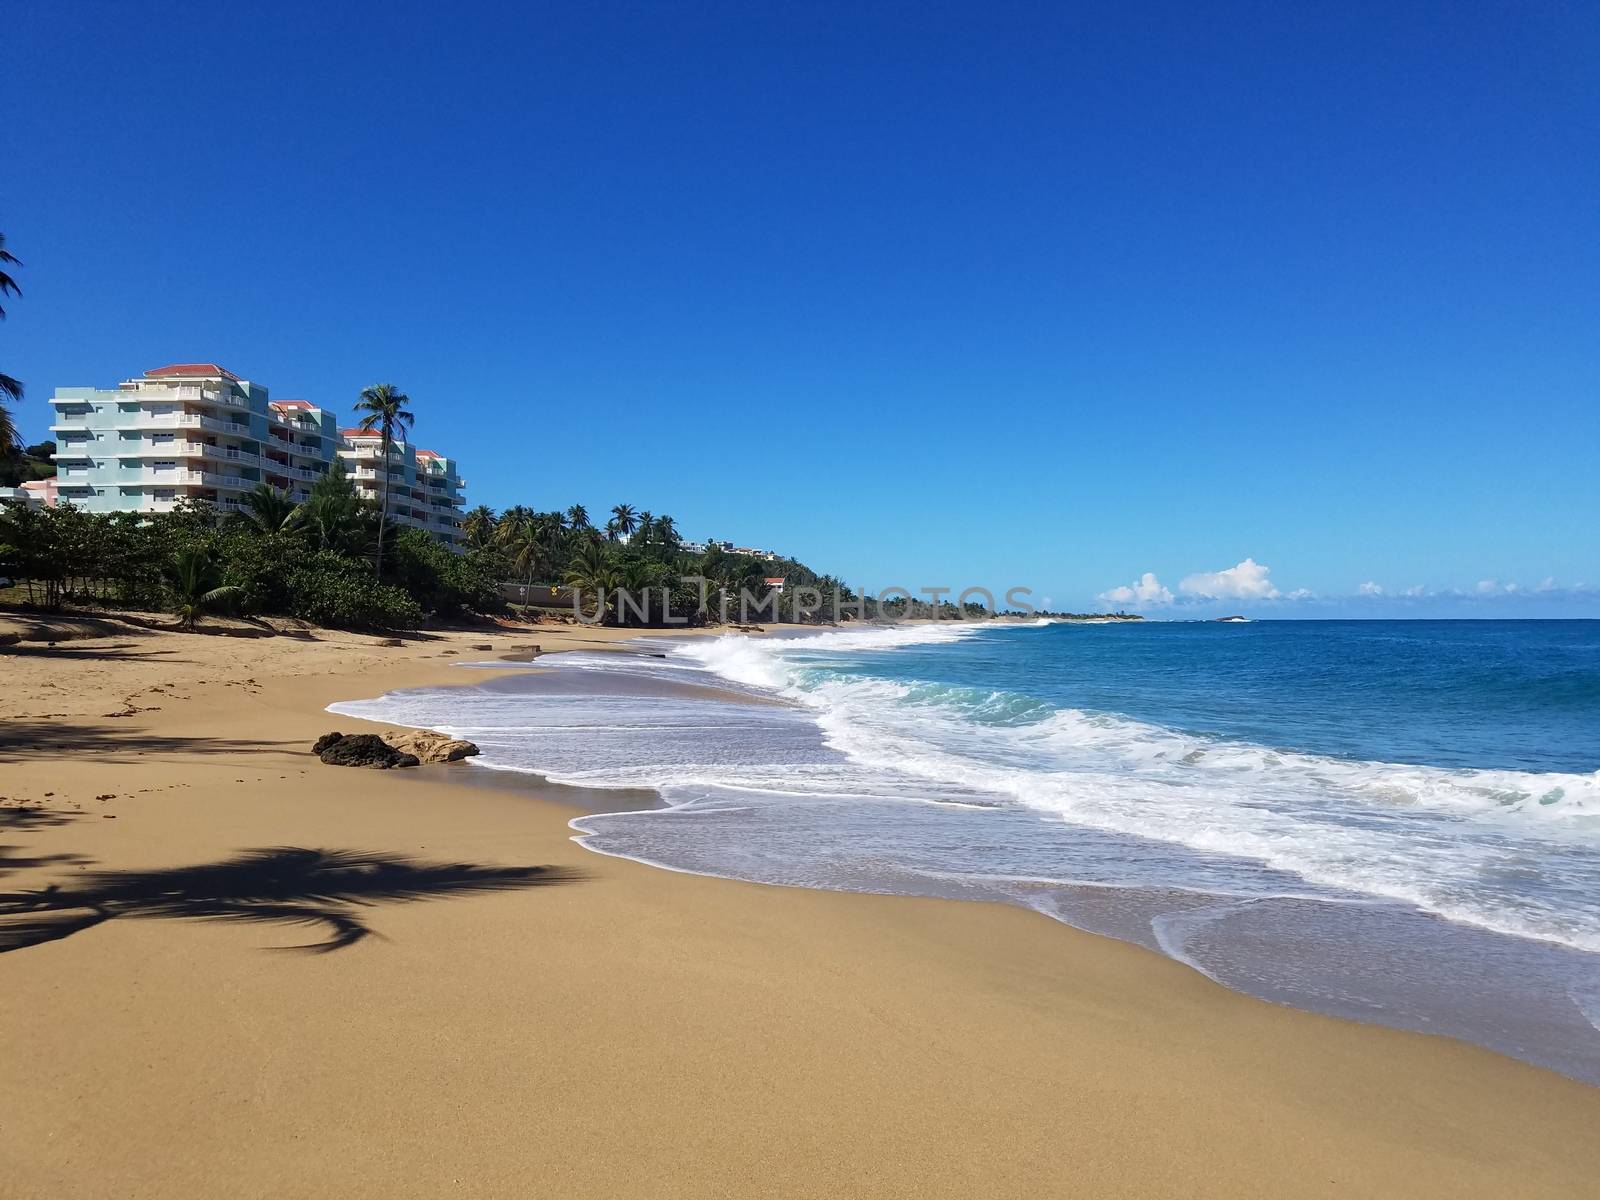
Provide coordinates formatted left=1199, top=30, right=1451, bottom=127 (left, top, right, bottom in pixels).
left=264, top=465, right=319, bottom=482
left=132, top=383, right=249, bottom=411
left=116, top=441, right=264, bottom=467
left=122, top=470, right=253, bottom=490
left=121, top=412, right=254, bottom=437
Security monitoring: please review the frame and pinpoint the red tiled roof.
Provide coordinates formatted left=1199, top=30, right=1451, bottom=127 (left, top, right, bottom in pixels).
left=415, top=449, right=440, bottom=459
left=340, top=427, right=382, bottom=438
left=270, top=399, right=313, bottom=410
left=146, top=363, right=241, bottom=381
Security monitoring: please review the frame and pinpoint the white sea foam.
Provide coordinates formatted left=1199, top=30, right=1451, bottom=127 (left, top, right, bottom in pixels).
left=665, top=627, right=1600, bottom=952
left=334, top=621, right=1600, bottom=954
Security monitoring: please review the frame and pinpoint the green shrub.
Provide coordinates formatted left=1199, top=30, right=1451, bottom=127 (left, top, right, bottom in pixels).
left=384, top=527, right=503, bottom=618
left=286, top=550, right=422, bottom=629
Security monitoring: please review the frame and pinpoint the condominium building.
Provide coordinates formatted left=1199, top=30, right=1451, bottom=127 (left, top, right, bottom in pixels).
left=47, top=363, right=466, bottom=545
left=336, top=429, right=467, bottom=548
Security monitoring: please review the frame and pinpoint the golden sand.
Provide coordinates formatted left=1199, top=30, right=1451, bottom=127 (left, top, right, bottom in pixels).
left=2, top=613, right=1598, bottom=1198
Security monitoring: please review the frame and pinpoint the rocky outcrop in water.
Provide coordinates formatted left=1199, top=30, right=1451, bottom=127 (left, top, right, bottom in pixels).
left=314, top=732, right=419, bottom=769
left=382, top=729, right=481, bottom=764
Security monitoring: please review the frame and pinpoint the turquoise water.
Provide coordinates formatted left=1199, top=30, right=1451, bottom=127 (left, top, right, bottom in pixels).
left=334, top=619, right=1600, bottom=1082
left=831, top=620, right=1600, bottom=773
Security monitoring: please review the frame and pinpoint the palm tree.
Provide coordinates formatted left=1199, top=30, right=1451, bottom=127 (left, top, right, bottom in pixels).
left=609, top=503, right=638, bottom=541
left=0, top=232, right=22, bottom=441
left=352, top=384, right=414, bottom=577
left=564, top=541, right=620, bottom=623
left=534, top=510, right=567, bottom=550
left=655, top=514, right=680, bottom=548
left=495, top=509, right=547, bottom=587
left=0, top=234, right=20, bottom=321
left=565, top=504, right=590, bottom=530
left=491, top=506, right=532, bottom=554
left=461, top=505, right=496, bottom=549
left=634, top=510, right=655, bottom=545
left=163, top=546, right=244, bottom=630
left=239, top=482, right=304, bottom=535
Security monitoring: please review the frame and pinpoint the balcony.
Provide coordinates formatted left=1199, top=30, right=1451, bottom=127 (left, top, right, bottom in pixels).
left=185, top=443, right=262, bottom=467
left=132, top=383, right=249, bottom=412
left=264, top=466, right=319, bottom=484
left=122, top=470, right=253, bottom=490
left=119, top=442, right=263, bottom=467
left=122, top=411, right=254, bottom=437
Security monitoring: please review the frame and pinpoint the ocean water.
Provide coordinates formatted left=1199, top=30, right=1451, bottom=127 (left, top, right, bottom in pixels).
left=331, top=619, right=1600, bottom=1082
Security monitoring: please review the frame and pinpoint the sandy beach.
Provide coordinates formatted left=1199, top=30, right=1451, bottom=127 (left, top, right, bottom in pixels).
left=3, top=613, right=1599, bottom=1199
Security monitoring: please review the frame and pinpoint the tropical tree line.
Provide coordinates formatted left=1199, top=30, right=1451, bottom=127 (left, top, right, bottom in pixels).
left=0, top=465, right=504, bottom=629
left=456, top=501, right=858, bottom=626
left=0, top=483, right=869, bottom=629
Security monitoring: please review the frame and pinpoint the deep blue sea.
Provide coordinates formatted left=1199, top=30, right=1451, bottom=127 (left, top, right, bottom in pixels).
left=333, top=619, right=1600, bottom=1082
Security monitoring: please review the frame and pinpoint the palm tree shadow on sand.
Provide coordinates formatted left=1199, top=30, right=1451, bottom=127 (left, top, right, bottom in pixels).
left=0, top=847, right=584, bottom=956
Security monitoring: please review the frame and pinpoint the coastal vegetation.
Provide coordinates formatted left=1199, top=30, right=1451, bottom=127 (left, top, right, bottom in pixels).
left=470, top=502, right=856, bottom=625
left=0, top=465, right=838, bottom=631
left=0, top=467, right=491, bottom=628
left=1, top=481, right=1143, bottom=630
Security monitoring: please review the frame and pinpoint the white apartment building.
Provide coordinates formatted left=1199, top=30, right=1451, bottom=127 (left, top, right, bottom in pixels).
left=47, top=363, right=465, bottom=545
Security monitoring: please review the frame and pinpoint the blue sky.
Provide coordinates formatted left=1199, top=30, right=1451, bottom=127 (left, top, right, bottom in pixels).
left=5, top=1, right=1597, bottom=617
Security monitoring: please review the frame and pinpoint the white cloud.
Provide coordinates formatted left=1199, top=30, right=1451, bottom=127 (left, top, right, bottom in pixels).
left=1536, top=577, right=1558, bottom=593
left=1178, top=558, right=1280, bottom=601
left=1285, top=588, right=1315, bottom=600
left=1476, top=579, right=1501, bottom=594
left=1358, top=581, right=1384, bottom=596
left=1097, top=571, right=1173, bottom=608
left=1402, top=585, right=1428, bottom=597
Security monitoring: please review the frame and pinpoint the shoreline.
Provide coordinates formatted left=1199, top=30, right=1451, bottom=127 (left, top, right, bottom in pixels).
left=350, top=630, right=1600, bottom=1085
left=4, top=617, right=1600, bottom=1196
